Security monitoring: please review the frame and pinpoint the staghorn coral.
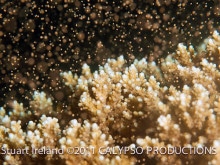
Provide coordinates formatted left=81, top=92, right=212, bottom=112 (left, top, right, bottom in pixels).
left=0, top=31, right=220, bottom=165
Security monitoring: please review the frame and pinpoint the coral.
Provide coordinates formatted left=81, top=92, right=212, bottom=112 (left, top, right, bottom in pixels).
left=1, top=31, right=220, bottom=165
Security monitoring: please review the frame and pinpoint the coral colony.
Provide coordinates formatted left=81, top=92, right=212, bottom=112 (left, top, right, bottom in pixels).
left=1, top=0, right=220, bottom=165
left=0, top=31, right=220, bottom=165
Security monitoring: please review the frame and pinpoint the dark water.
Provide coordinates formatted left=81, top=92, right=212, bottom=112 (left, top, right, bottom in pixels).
left=0, top=0, right=219, bottom=108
